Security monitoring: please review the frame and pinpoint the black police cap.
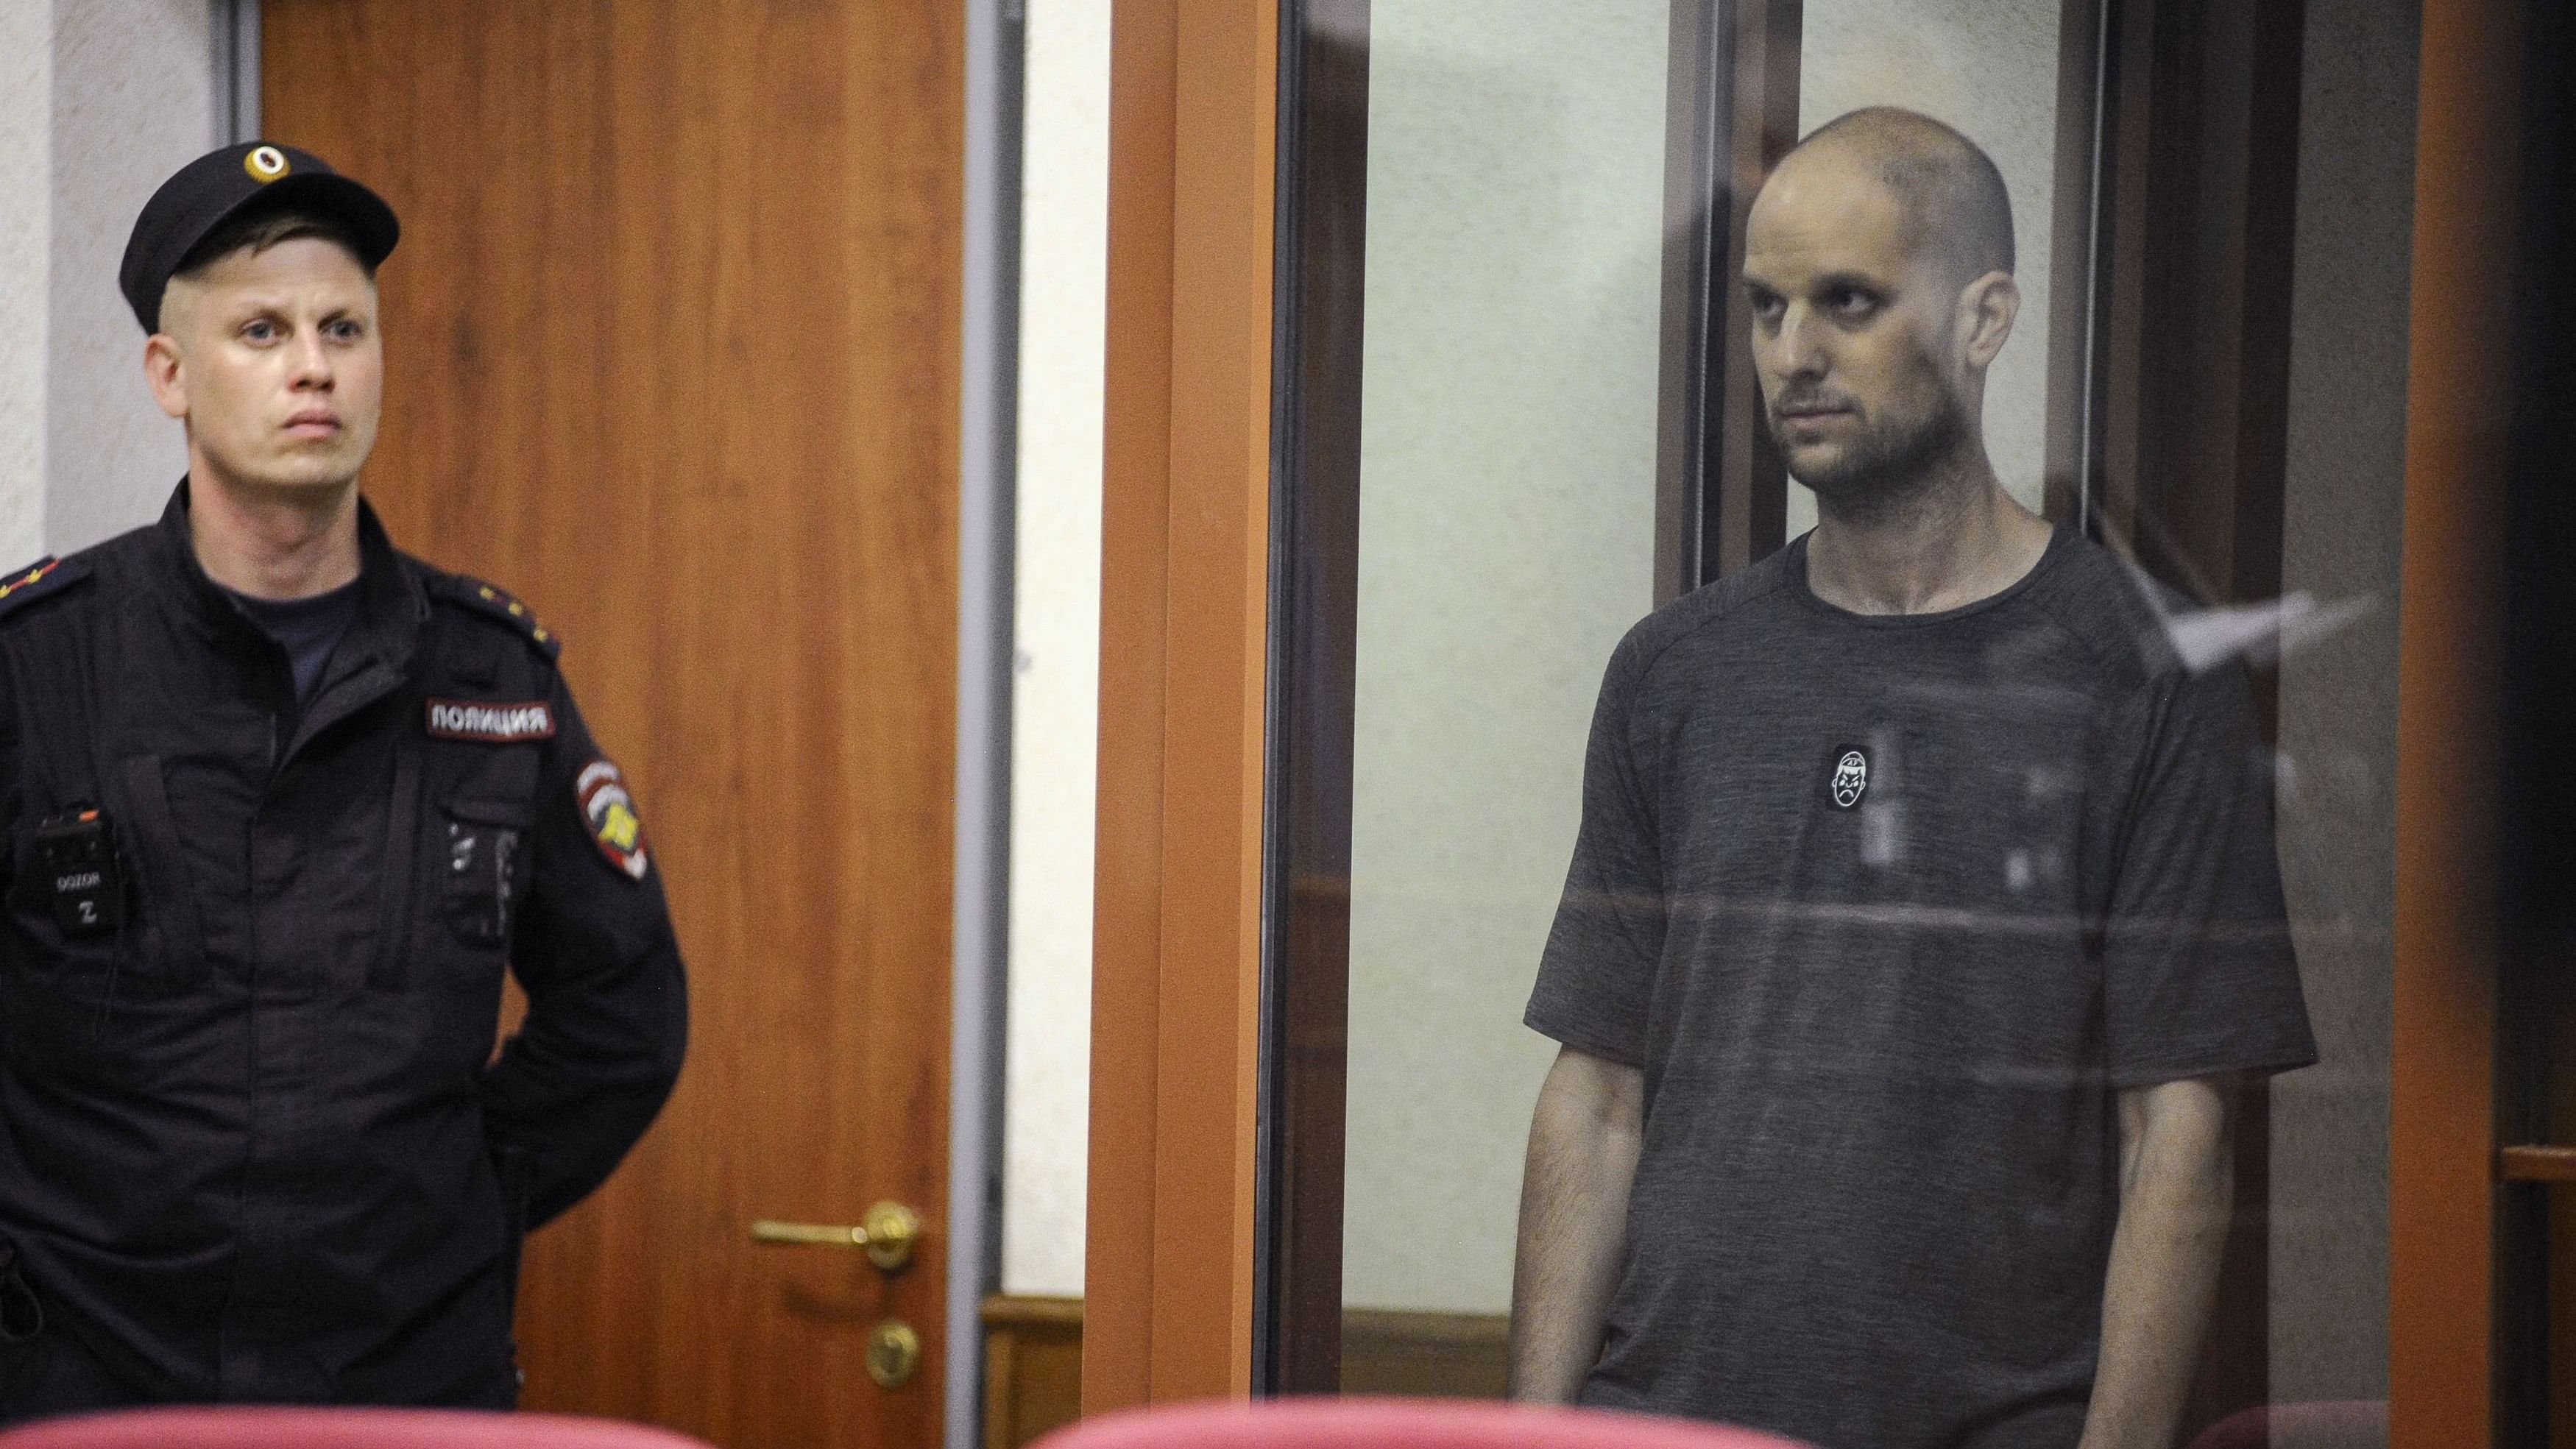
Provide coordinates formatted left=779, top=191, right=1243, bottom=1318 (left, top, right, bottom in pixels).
left=118, top=141, right=400, bottom=335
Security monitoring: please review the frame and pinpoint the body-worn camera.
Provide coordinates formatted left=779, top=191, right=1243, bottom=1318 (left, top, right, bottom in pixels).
left=32, top=808, right=124, bottom=939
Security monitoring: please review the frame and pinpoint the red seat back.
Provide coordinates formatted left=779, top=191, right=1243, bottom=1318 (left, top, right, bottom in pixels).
left=0, top=1408, right=717, bottom=1449
left=1033, top=1398, right=1810, bottom=1449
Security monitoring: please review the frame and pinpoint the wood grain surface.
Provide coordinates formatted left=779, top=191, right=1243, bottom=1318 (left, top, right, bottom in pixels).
left=1084, top=0, right=1276, bottom=1414
left=979, top=1297, right=1082, bottom=1449
left=980, top=1298, right=1507, bottom=1448
left=2501, top=1147, right=2576, bottom=1184
left=2391, top=0, right=2522, bottom=1439
left=263, top=4, right=963, bottom=1444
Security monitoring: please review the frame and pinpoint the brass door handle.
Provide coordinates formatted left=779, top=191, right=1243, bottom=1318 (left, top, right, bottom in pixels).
left=749, top=1200, right=922, bottom=1271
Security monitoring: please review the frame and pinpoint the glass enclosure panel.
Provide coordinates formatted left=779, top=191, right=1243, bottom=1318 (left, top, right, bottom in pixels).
left=1337, top=0, right=1669, bottom=1326
left=1275, top=0, right=2419, bottom=1434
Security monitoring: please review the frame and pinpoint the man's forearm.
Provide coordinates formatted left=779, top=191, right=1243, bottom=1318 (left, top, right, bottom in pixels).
left=484, top=935, right=690, bottom=1227
left=2080, top=1077, right=2237, bottom=1449
left=1507, top=1049, right=1643, bottom=1403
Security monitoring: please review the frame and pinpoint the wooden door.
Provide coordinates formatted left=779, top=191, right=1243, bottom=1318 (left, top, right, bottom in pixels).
left=264, top=5, right=960, bottom=1446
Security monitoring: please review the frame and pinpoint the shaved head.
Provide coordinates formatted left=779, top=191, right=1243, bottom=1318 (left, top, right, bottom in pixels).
left=1741, top=107, right=2023, bottom=509
left=1784, top=107, right=2014, bottom=286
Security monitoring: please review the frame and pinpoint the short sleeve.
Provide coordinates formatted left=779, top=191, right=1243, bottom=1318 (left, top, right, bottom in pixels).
left=1524, top=635, right=1667, bottom=1066
left=2101, top=661, right=2318, bottom=1087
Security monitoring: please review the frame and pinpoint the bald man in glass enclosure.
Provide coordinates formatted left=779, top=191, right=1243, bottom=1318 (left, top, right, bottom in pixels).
left=1507, top=109, right=2315, bottom=1449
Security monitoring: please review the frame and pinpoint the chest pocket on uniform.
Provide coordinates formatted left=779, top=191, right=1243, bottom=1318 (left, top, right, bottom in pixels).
left=0, top=821, right=126, bottom=1067
left=440, top=800, right=527, bottom=951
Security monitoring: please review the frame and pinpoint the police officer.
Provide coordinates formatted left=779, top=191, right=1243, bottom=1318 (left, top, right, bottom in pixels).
left=0, top=143, right=688, bottom=1417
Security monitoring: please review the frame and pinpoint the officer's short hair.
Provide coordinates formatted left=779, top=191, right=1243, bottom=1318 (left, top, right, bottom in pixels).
left=160, top=206, right=379, bottom=325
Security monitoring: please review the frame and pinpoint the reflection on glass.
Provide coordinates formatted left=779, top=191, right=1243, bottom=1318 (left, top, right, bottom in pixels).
left=1315, top=1, right=2413, bottom=1442
left=1515, top=105, right=2318, bottom=1448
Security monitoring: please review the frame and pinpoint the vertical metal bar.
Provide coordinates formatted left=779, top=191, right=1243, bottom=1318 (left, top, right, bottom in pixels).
left=2074, top=0, right=2112, bottom=536
left=214, top=0, right=261, bottom=144
left=951, top=0, right=1023, bottom=1443
left=1713, top=0, right=1799, bottom=578
left=2039, top=0, right=2104, bottom=531
left=211, top=2, right=233, bottom=144
left=1255, top=0, right=1367, bottom=1397
left=1653, top=0, right=1727, bottom=603
left=1251, top=0, right=1306, bottom=1395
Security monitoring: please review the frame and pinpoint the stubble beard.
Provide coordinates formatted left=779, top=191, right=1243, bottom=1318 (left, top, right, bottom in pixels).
left=1777, top=391, right=1969, bottom=526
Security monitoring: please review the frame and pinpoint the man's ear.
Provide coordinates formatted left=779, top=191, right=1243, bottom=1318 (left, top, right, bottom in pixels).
left=1956, top=270, right=2020, bottom=374
left=143, top=333, right=188, bottom=422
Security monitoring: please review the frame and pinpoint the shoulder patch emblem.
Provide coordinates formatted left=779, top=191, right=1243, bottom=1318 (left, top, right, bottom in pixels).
left=439, top=574, right=562, bottom=659
left=427, top=698, right=556, bottom=743
left=0, top=556, right=89, bottom=623
left=576, top=759, right=651, bottom=881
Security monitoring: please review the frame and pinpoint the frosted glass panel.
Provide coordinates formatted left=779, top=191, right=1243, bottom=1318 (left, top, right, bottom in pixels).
left=1337, top=0, right=1669, bottom=1317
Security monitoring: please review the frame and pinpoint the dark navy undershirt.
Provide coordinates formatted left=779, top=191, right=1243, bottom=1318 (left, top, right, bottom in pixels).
left=224, top=581, right=361, bottom=702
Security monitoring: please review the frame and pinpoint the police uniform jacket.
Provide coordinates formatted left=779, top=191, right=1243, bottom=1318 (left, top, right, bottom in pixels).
left=0, top=485, right=687, bottom=1407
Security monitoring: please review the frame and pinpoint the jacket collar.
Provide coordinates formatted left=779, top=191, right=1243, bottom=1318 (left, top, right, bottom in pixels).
left=152, top=477, right=425, bottom=682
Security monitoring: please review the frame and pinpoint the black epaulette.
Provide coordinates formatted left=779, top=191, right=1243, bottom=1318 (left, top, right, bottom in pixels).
left=431, top=573, right=562, bottom=660
left=0, top=556, right=91, bottom=624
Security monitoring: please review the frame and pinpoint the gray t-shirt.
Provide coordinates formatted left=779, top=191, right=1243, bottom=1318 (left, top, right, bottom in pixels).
left=1524, top=527, right=2316, bottom=1449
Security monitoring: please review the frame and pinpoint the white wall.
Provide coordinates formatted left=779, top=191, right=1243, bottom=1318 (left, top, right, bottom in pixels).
left=46, top=0, right=216, bottom=552
left=1791, top=0, right=2061, bottom=534
left=0, top=0, right=219, bottom=565
left=999, top=0, right=1110, bottom=1302
left=1339, top=0, right=1669, bottom=1316
left=0, top=0, right=52, bottom=568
